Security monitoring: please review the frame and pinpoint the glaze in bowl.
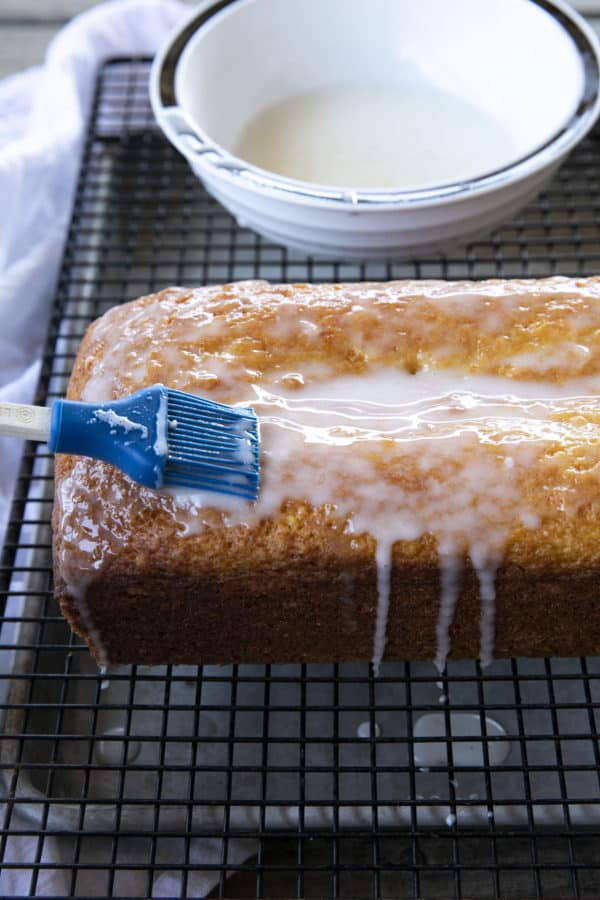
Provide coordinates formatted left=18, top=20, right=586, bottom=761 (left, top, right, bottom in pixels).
left=151, top=0, right=600, bottom=259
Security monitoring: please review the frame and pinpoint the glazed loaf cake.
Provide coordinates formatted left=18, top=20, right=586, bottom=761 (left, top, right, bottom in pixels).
left=53, top=277, right=600, bottom=668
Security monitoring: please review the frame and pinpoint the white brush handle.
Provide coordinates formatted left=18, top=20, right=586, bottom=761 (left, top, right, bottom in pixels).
left=0, top=402, right=52, bottom=442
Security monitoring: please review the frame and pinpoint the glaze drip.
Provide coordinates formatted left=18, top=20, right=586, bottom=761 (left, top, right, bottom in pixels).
left=434, top=552, right=462, bottom=673
left=474, top=557, right=500, bottom=668
left=372, top=541, right=393, bottom=676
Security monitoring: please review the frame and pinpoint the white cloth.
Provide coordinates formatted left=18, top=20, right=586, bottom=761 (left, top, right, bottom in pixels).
left=0, top=0, right=185, bottom=546
left=0, top=1, right=257, bottom=896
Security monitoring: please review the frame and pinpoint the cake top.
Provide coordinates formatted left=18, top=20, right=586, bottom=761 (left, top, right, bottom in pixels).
left=57, top=278, right=600, bottom=670
left=79, top=278, right=600, bottom=402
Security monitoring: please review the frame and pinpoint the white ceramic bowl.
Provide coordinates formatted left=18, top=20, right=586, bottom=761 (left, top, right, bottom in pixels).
left=151, top=0, right=600, bottom=260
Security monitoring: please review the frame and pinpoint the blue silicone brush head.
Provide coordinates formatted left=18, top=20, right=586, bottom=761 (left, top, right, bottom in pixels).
left=48, top=384, right=260, bottom=500
left=163, top=388, right=260, bottom=498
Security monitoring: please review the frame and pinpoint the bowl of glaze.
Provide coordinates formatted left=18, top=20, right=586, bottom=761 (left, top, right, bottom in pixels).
left=151, top=0, right=600, bottom=260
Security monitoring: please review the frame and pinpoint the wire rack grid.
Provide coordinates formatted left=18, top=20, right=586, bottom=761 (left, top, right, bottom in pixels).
left=3, top=58, right=600, bottom=899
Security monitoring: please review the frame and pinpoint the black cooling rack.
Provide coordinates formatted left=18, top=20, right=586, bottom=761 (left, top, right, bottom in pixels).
left=3, top=58, right=600, bottom=900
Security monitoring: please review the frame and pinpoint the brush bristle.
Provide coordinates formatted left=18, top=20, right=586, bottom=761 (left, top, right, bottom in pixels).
left=163, top=389, right=260, bottom=500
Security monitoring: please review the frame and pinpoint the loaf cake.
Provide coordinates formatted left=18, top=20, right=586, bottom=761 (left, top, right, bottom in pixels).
left=53, top=277, right=600, bottom=668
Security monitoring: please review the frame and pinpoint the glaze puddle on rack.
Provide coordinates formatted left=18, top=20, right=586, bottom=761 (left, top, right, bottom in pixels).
left=413, top=712, right=511, bottom=768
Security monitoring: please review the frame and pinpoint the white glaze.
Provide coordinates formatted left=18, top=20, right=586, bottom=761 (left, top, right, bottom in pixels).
left=95, top=727, right=141, bottom=765
left=413, top=712, right=511, bottom=767
left=233, top=82, right=516, bottom=190
left=372, top=540, right=393, bottom=676
left=154, top=391, right=168, bottom=458
left=472, top=554, right=500, bottom=668
left=93, top=408, right=149, bottom=439
left=434, top=552, right=462, bottom=673
left=508, top=342, right=592, bottom=373
left=357, top=720, right=382, bottom=739
left=56, top=462, right=111, bottom=665
left=233, top=416, right=257, bottom=467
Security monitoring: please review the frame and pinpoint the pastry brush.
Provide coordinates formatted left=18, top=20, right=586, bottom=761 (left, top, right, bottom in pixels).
left=0, top=384, right=260, bottom=500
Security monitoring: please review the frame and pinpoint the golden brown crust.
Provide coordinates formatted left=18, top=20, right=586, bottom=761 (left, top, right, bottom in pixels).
left=53, top=278, right=600, bottom=664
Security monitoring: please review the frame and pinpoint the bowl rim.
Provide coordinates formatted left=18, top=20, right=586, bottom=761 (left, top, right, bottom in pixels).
left=150, top=0, right=600, bottom=211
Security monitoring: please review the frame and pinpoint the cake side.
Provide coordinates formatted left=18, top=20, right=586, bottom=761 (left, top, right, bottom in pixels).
left=55, top=557, right=600, bottom=666
left=53, top=278, right=600, bottom=666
